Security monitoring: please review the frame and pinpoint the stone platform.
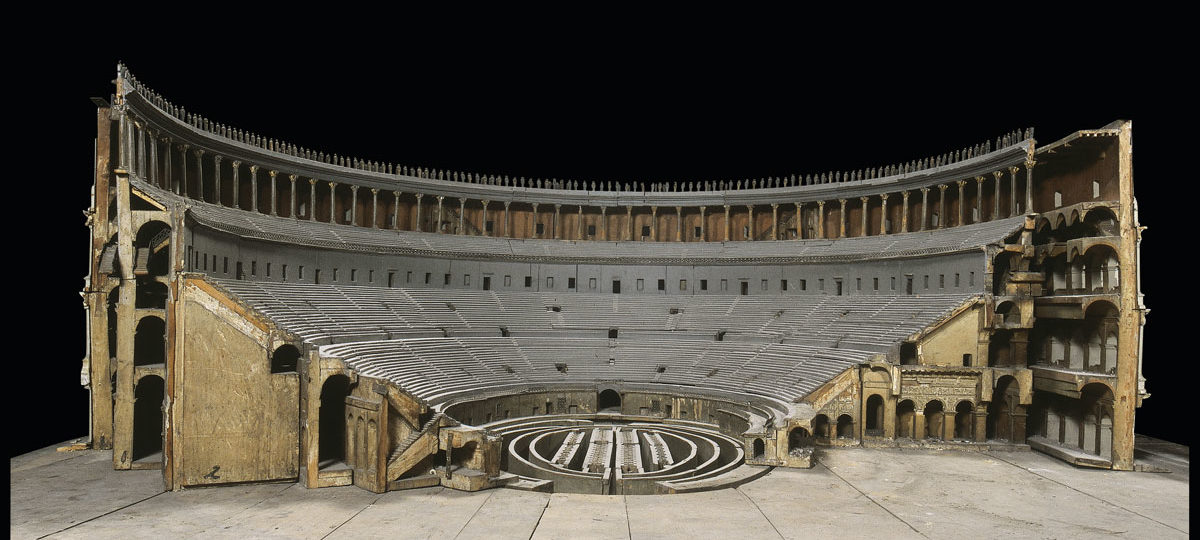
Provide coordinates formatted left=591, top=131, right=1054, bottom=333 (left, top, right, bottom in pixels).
left=11, top=436, right=1188, bottom=539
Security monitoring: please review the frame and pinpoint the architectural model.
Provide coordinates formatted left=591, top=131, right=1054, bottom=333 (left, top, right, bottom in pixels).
left=82, top=65, right=1146, bottom=494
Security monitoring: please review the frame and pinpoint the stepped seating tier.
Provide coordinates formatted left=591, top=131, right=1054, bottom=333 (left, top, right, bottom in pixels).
left=212, top=278, right=975, bottom=409
left=131, top=178, right=1024, bottom=264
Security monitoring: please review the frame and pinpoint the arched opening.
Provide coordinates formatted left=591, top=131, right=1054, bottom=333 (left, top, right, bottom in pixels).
left=133, top=316, right=166, bottom=366
left=989, top=330, right=1013, bottom=367
left=987, top=375, right=1021, bottom=442
left=134, top=278, right=168, bottom=309
left=995, top=301, right=1020, bottom=327
left=1079, top=383, right=1115, bottom=458
left=865, top=394, right=884, bottom=436
left=836, top=415, right=854, bottom=438
left=271, top=344, right=300, bottom=373
left=812, top=414, right=830, bottom=441
left=319, top=375, right=351, bottom=465
left=134, top=221, right=172, bottom=277
left=788, top=427, right=811, bottom=453
left=752, top=438, right=765, bottom=458
left=954, top=401, right=974, bottom=440
left=596, top=389, right=621, bottom=411
left=924, top=400, right=945, bottom=440
left=132, top=375, right=164, bottom=461
left=1082, top=206, right=1118, bottom=237
left=896, top=400, right=916, bottom=439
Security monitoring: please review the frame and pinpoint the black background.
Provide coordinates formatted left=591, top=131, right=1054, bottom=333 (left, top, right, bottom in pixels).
left=14, top=37, right=1186, bottom=457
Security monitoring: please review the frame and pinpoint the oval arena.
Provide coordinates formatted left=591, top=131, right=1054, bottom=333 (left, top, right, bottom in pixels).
left=79, top=64, right=1148, bottom=497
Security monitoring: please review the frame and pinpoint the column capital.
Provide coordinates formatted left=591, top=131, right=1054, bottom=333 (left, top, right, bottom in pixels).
left=817, top=200, right=825, bottom=208
left=436, top=194, right=444, bottom=201
left=880, top=193, right=889, bottom=201
left=975, top=175, right=985, bottom=183
left=269, top=170, right=278, bottom=178
left=481, top=199, right=490, bottom=207
left=859, top=195, right=869, bottom=203
left=770, top=202, right=778, bottom=209
left=193, top=148, right=204, bottom=157
left=838, top=198, right=847, bottom=205
left=415, top=193, right=424, bottom=200
left=600, top=206, right=607, bottom=214
left=350, top=183, right=359, bottom=191
left=723, top=204, right=730, bottom=211
left=212, top=154, right=223, bottom=163
left=230, top=159, right=241, bottom=168
left=676, top=205, right=683, bottom=212
left=532, top=202, right=539, bottom=209
left=1025, top=158, right=1037, bottom=169
left=308, top=178, right=318, bottom=185
left=901, top=191, right=910, bottom=200
left=938, top=184, right=948, bottom=192
left=920, top=186, right=929, bottom=194
left=554, top=203, right=562, bottom=210
left=329, top=180, right=338, bottom=187
left=503, top=200, right=511, bottom=208
left=248, top=164, right=259, bottom=173
left=956, top=179, right=967, bottom=187
left=393, top=191, right=402, bottom=197
left=370, top=187, right=379, bottom=194
left=289, top=174, right=298, bottom=182
left=745, top=204, right=753, bottom=211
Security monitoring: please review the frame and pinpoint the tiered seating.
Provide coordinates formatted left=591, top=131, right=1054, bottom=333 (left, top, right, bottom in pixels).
left=130, top=177, right=1024, bottom=263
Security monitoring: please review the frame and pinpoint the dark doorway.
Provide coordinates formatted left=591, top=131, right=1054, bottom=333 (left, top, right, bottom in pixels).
left=612, top=280, right=621, bottom=294
left=482, top=276, right=491, bottom=291
left=132, top=375, right=164, bottom=461
left=740, top=281, right=749, bottom=295
left=319, top=375, right=351, bottom=464
left=597, top=389, right=621, bottom=411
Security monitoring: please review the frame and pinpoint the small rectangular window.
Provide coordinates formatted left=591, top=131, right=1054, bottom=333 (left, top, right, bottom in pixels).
left=612, top=280, right=621, bottom=293
left=680, top=279, right=687, bottom=291
left=368, top=269, right=374, bottom=283
left=954, top=273, right=960, bottom=287
left=444, top=273, right=451, bottom=285
left=799, top=279, right=807, bottom=291
left=464, top=274, right=471, bottom=286
left=486, top=220, right=494, bottom=232
left=332, top=268, right=339, bottom=281
left=1093, top=180, right=1101, bottom=198
left=299, top=266, right=304, bottom=279
left=388, top=271, right=395, bottom=288
left=856, top=277, right=862, bottom=291
left=891, top=277, right=896, bottom=290
left=351, top=269, right=357, bottom=282
left=223, top=257, right=229, bottom=274
left=970, top=272, right=975, bottom=286
left=536, top=223, right=545, bottom=235
left=818, top=278, right=825, bottom=291
left=939, top=274, right=945, bottom=288
left=202, top=253, right=207, bottom=271
left=761, top=279, right=768, bottom=291
left=637, top=279, right=645, bottom=291
left=642, top=225, right=651, bottom=237
left=781, top=279, right=788, bottom=291
left=251, top=261, right=257, bottom=276
left=924, top=275, right=930, bottom=289
left=962, top=354, right=972, bottom=367
left=587, top=224, right=596, bottom=236
left=720, top=279, right=728, bottom=291
left=525, top=276, right=532, bottom=287
left=694, top=226, right=702, bottom=238
left=425, top=272, right=431, bottom=284
left=266, top=263, right=271, bottom=277
left=505, top=275, right=512, bottom=287
left=1054, top=191, right=1063, bottom=207
left=657, top=279, right=665, bottom=291
left=873, top=277, right=879, bottom=291
left=568, top=277, right=576, bottom=289
left=589, top=278, right=596, bottom=290
left=405, top=271, right=411, bottom=283
left=282, top=264, right=288, bottom=280
left=700, top=279, right=708, bottom=291
left=547, top=277, right=554, bottom=288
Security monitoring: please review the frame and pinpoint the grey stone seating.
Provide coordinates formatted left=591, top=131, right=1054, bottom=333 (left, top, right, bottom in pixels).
left=150, top=176, right=1025, bottom=264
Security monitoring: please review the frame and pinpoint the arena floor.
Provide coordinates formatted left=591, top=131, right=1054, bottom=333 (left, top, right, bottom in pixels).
left=12, top=436, right=1188, bottom=539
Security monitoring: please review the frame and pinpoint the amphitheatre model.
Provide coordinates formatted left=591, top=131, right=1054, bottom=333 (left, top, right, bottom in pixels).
left=81, top=64, right=1146, bottom=494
